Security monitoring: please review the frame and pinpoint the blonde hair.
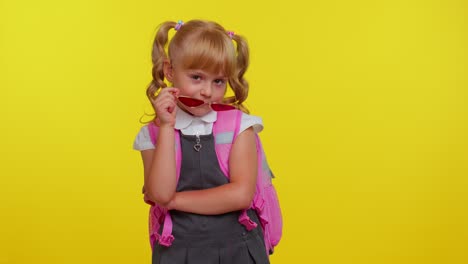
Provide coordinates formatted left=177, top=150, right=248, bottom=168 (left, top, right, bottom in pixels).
left=145, top=19, right=250, bottom=121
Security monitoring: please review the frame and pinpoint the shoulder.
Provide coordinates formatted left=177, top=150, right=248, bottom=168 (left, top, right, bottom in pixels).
left=240, top=112, right=263, bottom=134
left=216, top=110, right=264, bottom=134
left=132, top=125, right=155, bottom=151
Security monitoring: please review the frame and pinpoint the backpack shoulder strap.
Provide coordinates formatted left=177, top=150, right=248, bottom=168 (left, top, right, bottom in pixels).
left=147, top=122, right=158, bottom=146
left=212, top=110, right=243, bottom=178
left=213, top=110, right=242, bottom=136
left=212, top=111, right=260, bottom=231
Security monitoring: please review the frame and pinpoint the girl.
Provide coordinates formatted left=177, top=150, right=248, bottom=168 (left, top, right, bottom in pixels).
left=133, top=19, right=270, bottom=264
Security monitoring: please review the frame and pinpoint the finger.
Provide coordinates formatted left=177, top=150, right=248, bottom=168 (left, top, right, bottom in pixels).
left=156, top=97, right=176, bottom=107
left=153, top=88, right=172, bottom=102
left=157, top=100, right=176, bottom=114
left=171, top=105, right=178, bottom=116
left=161, top=87, right=179, bottom=96
left=170, top=88, right=180, bottom=98
left=157, top=89, right=178, bottom=100
left=168, top=99, right=177, bottom=116
left=167, top=100, right=178, bottom=113
left=154, top=94, right=176, bottom=107
left=160, top=87, right=180, bottom=100
left=167, top=104, right=174, bottom=114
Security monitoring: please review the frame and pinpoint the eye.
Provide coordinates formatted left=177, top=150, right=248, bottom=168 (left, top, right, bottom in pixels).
left=214, top=79, right=227, bottom=86
left=191, top=75, right=202, bottom=81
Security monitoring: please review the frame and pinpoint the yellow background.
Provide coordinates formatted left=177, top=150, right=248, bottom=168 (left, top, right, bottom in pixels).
left=1, top=0, right=467, bottom=263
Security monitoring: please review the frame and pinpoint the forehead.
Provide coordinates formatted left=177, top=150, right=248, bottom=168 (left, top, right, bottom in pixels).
left=169, top=33, right=235, bottom=78
left=172, top=57, right=230, bottom=77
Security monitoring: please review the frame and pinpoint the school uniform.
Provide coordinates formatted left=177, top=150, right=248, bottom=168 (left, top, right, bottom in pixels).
left=133, top=106, right=269, bottom=264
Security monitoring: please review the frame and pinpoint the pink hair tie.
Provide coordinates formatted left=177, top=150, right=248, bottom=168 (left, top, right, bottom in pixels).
left=227, top=31, right=235, bottom=39
left=175, top=20, right=184, bottom=31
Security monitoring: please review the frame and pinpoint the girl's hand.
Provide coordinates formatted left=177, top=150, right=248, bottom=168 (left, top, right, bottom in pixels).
left=165, top=197, right=176, bottom=210
left=151, top=87, right=180, bottom=127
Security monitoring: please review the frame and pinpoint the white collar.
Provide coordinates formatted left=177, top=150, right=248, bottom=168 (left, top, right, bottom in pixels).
left=174, top=105, right=218, bottom=130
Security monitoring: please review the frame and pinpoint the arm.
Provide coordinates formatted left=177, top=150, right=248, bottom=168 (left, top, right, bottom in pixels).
left=141, top=125, right=177, bottom=206
left=168, top=127, right=258, bottom=215
left=141, top=87, right=180, bottom=206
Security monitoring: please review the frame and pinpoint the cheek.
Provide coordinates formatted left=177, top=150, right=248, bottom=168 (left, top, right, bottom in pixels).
left=214, top=86, right=227, bottom=99
left=175, top=81, right=195, bottom=95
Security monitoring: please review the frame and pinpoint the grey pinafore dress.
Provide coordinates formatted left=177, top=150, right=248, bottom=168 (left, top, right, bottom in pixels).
left=152, top=132, right=270, bottom=264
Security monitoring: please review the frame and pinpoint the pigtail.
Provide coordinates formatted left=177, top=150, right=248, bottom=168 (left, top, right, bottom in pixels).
left=146, top=21, right=176, bottom=102
left=141, top=21, right=176, bottom=123
left=227, top=34, right=250, bottom=113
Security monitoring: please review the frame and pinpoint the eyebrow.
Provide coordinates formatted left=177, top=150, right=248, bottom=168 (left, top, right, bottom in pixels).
left=188, top=69, right=227, bottom=79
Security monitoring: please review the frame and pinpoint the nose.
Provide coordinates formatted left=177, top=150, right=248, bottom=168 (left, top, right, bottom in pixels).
left=200, top=83, right=212, bottom=98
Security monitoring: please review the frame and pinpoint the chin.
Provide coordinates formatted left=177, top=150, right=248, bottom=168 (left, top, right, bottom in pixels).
left=189, top=108, right=212, bottom=117
left=179, top=105, right=211, bottom=117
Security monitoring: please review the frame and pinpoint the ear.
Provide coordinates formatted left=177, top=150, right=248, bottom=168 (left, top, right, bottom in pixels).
left=163, top=59, right=174, bottom=82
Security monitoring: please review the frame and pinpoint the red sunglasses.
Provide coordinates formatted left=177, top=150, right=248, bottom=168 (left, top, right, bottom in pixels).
left=178, top=96, right=236, bottom=111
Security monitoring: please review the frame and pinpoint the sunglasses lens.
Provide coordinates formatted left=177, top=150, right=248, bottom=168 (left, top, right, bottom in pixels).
left=178, top=97, right=204, bottom=107
left=211, top=103, right=236, bottom=111
left=179, top=96, right=235, bottom=111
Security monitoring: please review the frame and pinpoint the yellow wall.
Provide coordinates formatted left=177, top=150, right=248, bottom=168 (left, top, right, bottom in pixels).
left=1, top=0, right=467, bottom=263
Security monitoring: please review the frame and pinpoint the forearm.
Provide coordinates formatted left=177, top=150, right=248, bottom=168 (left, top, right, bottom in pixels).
left=170, top=183, right=254, bottom=215
left=146, top=125, right=177, bottom=205
left=169, top=127, right=258, bottom=215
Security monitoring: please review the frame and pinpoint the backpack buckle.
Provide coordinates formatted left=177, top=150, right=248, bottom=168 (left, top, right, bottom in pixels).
left=158, top=234, right=175, bottom=247
left=238, top=210, right=258, bottom=231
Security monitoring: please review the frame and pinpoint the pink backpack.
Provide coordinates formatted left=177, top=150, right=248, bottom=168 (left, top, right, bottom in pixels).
left=143, top=109, right=282, bottom=255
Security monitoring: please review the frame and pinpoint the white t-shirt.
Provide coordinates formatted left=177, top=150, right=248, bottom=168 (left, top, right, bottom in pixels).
left=133, top=106, right=263, bottom=151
